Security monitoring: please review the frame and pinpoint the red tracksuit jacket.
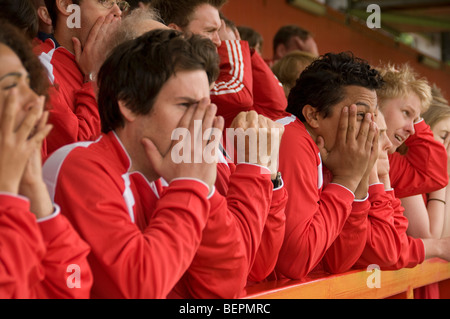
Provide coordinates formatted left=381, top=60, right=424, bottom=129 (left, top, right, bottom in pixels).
left=342, top=184, right=425, bottom=271
left=250, top=50, right=290, bottom=121
left=214, top=150, right=288, bottom=283
left=43, top=132, right=274, bottom=298
left=274, top=116, right=361, bottom=280
left=389, top=120, right=448, bottom=198
left=211, top=40, right=253, bottom=128
left=36, top=38, right=101, bottom=155
left=0, top=194, right=92, bottom=298
left=321, top=184, right=425, bottom=274
left=211, top=40, right=290, bottom=128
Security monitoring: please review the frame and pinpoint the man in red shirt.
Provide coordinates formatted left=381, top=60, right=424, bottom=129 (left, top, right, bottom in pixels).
left=219, top=13, right=290, bottom=122
left=153, top=0, right=289, bottom=128
left=36, top=0, right=127, bottom=154
left=152, top=1, right=289, bottom=284
left=275, top=52, right=382, bottom=280
left=43, top=29, right=281, bottom=298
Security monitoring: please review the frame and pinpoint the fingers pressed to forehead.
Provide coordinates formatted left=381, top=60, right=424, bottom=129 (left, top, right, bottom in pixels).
left=357, top=112, right=373, bottom=141
left=1, top=88, right=18, bottom=135
left=16, top=105, right=41, bottom=142
left=346, top=104, right=357, bottom=143
left=177, top=101, right=197, bottom=129
left=364, top=120, right=378, bottom=152
left=193, top=98, right=210, bottom=118
left=201, top=103, right=218, bottom=138
left=335, top=106, right=349, bottom=145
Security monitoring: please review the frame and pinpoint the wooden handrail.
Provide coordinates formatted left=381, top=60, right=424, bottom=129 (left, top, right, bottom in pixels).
left=243, top=258, right=450, bottom=299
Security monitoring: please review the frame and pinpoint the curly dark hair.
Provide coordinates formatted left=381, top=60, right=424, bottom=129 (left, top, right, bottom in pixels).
left=98, top=28, right=220, bottom=133
left=286, top=51, right=384, bottom=122
left=0, top=19, right=49, bottom=99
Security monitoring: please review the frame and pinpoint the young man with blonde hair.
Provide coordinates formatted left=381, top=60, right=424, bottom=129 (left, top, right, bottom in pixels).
left=377, top=64, right=448, bottom=199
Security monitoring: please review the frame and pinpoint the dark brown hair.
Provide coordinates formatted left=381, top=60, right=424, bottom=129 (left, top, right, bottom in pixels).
left=273, top=25, right=312, bottom=56
left=237, top=25, right=263, bottom=51
left=0, top=0, right=39, bottom=40
left=97, top=28, right=220, bottom=133
left=152, top=0, right=227, bottom=28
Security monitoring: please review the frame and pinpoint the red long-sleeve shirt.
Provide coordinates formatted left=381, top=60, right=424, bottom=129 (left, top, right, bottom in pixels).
left=250, top=50, right=290, bottom=121
left=323, top=183, right=426, bottom=275
left=352, top=184, right=403, bottom=269
left=389, top=120, right=448, bottom=198
left=346, top=185, right=424, bottom=271
left=384, top=189, right=425, bottom=269
left=36, top=38, right=101, bottom=155
left=321, top=197, right=370, bottom=274
left=274, top=116, right=359, bottom=280
left=43, top=132, right=274, bottom=298
left=211, top=40, right=290, bottom=129
left=211, top=40, right=253, bottom=128
left=214, top=152, right=288, bottom=283
left=0, top=194, right=92, bottom=298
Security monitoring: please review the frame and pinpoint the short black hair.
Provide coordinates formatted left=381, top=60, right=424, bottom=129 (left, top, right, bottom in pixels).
left=273, top=25, right=311, bottom=55
left=286, top=52, right=384, bottom=122
left=152, top=0, right=227, bottom=28
left=97, top=28, right=220, bottom=133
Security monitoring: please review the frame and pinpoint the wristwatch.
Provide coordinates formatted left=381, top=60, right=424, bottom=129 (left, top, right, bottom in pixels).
left=271, top=172, right=282, bottom=189
left=83, top=72, right=96, bottom=83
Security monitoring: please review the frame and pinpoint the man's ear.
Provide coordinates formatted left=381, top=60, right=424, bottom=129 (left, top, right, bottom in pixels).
left=37, top=6, right=53, bottom=27
left=168, top=23, right=183, bottom=31
left=302, top=104, right=320, bottom=129
left=55, top=0, right=74, bottom=17
left=275, top=43, right=288, bottom=60
left=118, top=100, right=137, bottom=123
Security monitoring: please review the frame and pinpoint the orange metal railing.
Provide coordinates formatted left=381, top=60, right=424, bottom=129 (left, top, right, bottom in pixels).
left=243, top=258, right=450, bottom=299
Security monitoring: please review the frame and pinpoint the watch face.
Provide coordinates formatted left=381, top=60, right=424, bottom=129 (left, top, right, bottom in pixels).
left=272, top=172, right=282, bottom=188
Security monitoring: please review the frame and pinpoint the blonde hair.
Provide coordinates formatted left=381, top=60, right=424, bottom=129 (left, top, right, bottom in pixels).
left=376, top=63, right=432, bottom=113
left=271, top=50, right=316, bottom=97
left=422, top=85, right=450, bottom=129
left=431, top=84, right=448, bottom=105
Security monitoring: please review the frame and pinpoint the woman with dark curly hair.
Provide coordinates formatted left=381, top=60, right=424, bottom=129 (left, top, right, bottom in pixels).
left=0, top=21, right=92, bottom=298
